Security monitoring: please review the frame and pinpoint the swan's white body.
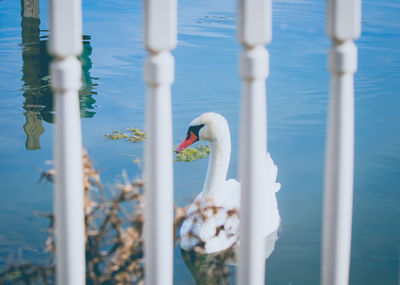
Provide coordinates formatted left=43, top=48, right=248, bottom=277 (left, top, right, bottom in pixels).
left=179, top=112, right=281, bottom=254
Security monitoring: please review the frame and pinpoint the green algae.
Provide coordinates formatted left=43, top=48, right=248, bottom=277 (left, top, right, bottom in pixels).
left=174, top=145, right=210, bottom=162
left=106, top=128, right=210, bottom=162
left=105, top=127, right=146, bottom=143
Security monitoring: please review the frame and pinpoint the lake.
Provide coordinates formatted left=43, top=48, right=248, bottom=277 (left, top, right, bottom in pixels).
left=0, top=0, right=399, bottom=284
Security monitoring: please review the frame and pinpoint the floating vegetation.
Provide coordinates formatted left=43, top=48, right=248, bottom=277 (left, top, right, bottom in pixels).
left=105, top=127, right=146, bottom=143
left=105, top=127, right=210, bottom=162
left=0, top=150, right=235, bottom=284
left=127, top=128, right=146, bottom=142
left=105, top=130, right=129, bottom=140
left=174, top=145, right=210, bottom=162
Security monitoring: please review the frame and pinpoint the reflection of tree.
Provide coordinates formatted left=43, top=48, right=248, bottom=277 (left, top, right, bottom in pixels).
left=21, top=0, right=43, bottom=150
left=21, top=0, right=97, bottom=150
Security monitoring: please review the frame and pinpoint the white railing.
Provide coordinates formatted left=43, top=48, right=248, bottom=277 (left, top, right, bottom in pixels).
left=143, top=0, right=176, bottom=284
left=237, top=0, right=271, bottom=284
left=322, top=1, right=361, bottom=285
left=48, top=0, right=361, bottom=284
left=48, top=0, right=85, bottom=284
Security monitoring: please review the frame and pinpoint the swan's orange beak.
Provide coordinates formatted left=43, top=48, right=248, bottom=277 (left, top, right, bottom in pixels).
left=176, top=131, right=198, bottom=153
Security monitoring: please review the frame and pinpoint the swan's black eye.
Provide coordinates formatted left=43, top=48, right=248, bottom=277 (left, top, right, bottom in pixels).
left=187, top=124, right=204, bottom=141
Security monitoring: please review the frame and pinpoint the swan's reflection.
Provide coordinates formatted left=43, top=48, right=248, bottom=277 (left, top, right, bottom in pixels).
left=181, top=230, right=278, bottom=285
left=20, top=0, right=97, bottom=150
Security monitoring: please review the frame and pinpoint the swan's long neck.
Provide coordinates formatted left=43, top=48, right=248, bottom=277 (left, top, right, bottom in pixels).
left=202, top=135, right=231, bottom=196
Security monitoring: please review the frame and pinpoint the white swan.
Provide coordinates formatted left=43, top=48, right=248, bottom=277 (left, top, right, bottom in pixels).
left=177, top=112, right=281, bottom=254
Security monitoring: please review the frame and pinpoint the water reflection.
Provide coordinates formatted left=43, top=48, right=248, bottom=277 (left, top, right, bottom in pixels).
left=20, top=0, right=97, bottom=150
left=181, top=231, right=278, bottom=284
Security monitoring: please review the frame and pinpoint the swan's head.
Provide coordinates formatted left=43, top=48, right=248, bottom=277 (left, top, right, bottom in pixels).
left=176, top=112, right=230, bottom=153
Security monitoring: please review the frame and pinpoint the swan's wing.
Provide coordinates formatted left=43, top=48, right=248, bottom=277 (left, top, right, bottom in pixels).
left=266, top=152, right=281, bottom=193
left=261, top=152, right=281, bottom=236
left=180, top=206, right=239, bottom=253
left=212, top=178, right=240, bottom=208
left=180, top=180, right=240, bottom=254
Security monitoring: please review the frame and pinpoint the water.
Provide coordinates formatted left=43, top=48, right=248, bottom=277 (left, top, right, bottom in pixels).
left=0, top=0, right=399, bottom=284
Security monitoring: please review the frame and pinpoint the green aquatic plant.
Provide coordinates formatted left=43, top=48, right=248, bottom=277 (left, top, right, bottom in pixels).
left=174, top=145, right=210, bottom=162
left=105, top=128, right=210, bottom=162
left=105, top=127, right=146, bottom=143
left=105, top=131, right=129, bottom=140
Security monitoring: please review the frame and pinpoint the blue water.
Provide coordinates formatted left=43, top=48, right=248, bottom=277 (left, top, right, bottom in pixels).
left=0, top=0, right=399, bottom=284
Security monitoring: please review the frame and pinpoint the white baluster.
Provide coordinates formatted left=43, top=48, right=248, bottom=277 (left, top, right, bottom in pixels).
left=322, top=1, right=361, bottom=285
left=143, top=0, right=176, bottom=284
left=48, top=0, right=85, bottom=284
left=237, top=0, right=271, bottom=284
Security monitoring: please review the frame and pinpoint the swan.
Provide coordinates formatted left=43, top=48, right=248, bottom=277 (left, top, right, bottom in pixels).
left=177, top=112, right=281, bottom=254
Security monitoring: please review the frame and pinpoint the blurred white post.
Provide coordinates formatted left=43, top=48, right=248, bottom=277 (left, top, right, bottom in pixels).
left=48, top=0, right=85, bottom=284
left=322, top=1, right=361, bottom=285
left=237, top=0, right=271, bottom=284
left=143, top=0, right=176, bottom=284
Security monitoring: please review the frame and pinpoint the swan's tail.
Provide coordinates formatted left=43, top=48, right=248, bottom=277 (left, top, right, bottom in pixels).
left=266, top=152, right=281, bottom=193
